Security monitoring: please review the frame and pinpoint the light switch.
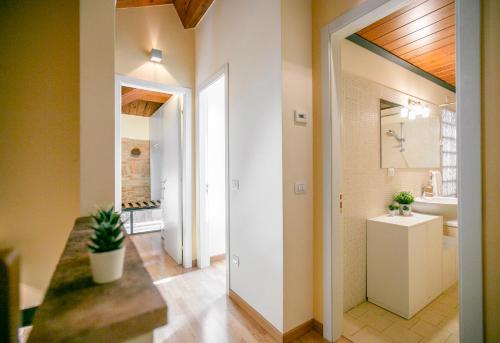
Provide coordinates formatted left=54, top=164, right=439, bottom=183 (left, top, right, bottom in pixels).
left=232, top=254, right=240, bottom=267
left=231, top=179, right=240, bottom=191
left=294, top=182, right=306, bottom=194
left=388, top=168, right=395, bottom=177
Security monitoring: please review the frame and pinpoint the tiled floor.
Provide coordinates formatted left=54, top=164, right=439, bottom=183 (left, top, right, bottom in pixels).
left=343, top=284, right=459, bottom=343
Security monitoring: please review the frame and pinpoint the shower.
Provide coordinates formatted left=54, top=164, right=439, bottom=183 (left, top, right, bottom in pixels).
left=386, top=122, right=405, bottom=152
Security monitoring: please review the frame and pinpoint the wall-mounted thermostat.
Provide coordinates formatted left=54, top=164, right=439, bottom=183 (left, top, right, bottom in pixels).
left=294, top=110, right=308, bottom=124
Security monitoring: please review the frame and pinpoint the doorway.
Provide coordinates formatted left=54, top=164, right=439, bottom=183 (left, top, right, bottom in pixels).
left=197, top=66, right=229, bottom=285
left=321, top=0, right=482, bottom=342
left=115, top=75, right=193, bottom=268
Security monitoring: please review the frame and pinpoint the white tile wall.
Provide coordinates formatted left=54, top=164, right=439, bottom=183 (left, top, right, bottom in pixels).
left=342, top=73, right=430, bottom=311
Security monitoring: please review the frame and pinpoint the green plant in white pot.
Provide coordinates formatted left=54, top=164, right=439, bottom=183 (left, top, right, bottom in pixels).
left=87, top=207, right=126, bottom=284
left=393, top=191, right=414, bottom=216
left=388, top=203, right=399, bottom=216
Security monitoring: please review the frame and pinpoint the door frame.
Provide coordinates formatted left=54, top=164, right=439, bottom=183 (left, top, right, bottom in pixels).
left=320, top=1, right=483, bottom=341
left=196, top=64, right=230, bottom=292
left=115, top=74, right=193, bottom=268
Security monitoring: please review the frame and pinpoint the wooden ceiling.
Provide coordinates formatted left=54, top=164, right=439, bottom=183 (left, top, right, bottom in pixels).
left=116, top=0, right=214, bottom=29
left=357, top=0, right=455, bottom=87
left=121, top=86, right=172, bottom=117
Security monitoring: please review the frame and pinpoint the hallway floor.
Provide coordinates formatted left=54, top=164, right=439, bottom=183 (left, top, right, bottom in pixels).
left=131, top=233, right=328, bottom=343
left=132, top=233, right=459, bottom=343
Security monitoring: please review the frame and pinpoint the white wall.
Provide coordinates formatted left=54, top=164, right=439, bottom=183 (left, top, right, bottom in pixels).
left=196, top=0, right=284, bottom=331
left=80, top=0, right=116, bottom=214
left=282, top=0, right=314, bottom=332
left=115, top=5, right=194, bottom=88
left=204, top=76, right=227, bottom=257
left=341, top=40, right=455, bottom=107
left=121, top=114, right=150, bottom=140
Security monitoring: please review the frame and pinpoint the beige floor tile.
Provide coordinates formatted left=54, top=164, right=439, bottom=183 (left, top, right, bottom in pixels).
left=347, top=303, right=371, bottom=319
left=364, top=302, right=389, bottom=315
left=427, top=302, right=458, bottom=318
left=443, top=334, right=459, bottom=343
left=351, top=326, right=393, bottom=343
left=384, top=323, right=423, bottom=343
left=392, top=315, right=421, bottom=329
left=416, top=309, right=447, bottom=326
left=411, top=320, right=440, bottom=339
left=358, top=310, right=394, bottom=331
left=420, top=330, right=453, bottom=343
left=439, top=314, right=459, bottom=336
left=344, top=314, right=366, bottom=337
left=382, top=311, right=405, bottom=323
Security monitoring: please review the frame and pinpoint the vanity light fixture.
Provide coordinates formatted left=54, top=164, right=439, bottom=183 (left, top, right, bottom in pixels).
left=150, top=48, right=163, bottom=63
left=400, top=107, right=409, bottom=118
left=400, top=99, right=429, bottom=120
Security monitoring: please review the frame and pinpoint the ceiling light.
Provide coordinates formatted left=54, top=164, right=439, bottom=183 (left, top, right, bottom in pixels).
left=150, top=48, right=162, bottom=63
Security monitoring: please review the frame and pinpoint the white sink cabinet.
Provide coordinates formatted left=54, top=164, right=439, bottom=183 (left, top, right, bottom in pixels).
left=367, top=213, right=443, bottom=319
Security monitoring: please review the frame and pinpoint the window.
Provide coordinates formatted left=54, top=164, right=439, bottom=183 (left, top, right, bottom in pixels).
left=441, top=108, right=457, bottom=197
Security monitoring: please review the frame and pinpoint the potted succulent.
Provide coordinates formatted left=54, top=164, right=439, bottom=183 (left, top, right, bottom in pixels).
left=394, top=191, right=414, bottom=216
left=87, top=206, right=126, bottom=284
left=388, top=203, right=399, bottom=216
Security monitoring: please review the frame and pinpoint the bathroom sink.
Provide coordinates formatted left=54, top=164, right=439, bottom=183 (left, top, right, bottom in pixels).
left=412, top=196, right=457, bottom=221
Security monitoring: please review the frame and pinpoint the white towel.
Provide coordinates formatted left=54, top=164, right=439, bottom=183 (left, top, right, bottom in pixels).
left=430, top=170, right=442, bottom=196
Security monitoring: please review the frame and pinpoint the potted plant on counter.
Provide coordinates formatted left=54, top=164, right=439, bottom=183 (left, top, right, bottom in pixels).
left=394, top=191, right=414, bottom=216
left=388, top=203, right=399, bottom=216
left=87, top=206, right=126, bottom=284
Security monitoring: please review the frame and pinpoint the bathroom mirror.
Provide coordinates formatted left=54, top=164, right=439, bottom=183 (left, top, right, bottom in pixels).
left=380, top=99, right=441, bottom=168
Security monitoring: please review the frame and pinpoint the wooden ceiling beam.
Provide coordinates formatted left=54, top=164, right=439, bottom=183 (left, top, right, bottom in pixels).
left=362, top=0, right=453, bottom=41
left=173, top=0, right=214, bottom=29
left=116, top=0, right=173, bottom=9
left=121, top=88, right=171, bottom=106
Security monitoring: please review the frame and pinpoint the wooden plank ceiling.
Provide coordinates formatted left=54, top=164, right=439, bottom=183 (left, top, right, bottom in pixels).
left=357, top=0, right=455, bottom=86
left=121, top=86, right=172, bottom=117
left=116, top=0, right=214, bottom=29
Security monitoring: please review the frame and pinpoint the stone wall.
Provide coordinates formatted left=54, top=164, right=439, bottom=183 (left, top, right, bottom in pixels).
left=122, top=138, right=151, bottom=203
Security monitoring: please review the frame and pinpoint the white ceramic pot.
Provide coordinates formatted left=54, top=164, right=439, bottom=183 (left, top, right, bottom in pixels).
left=89, top=246, right=126, bottom=284
left=400, top=204, right=412, bottom=216
left=389, top=209, right=398, bottom=216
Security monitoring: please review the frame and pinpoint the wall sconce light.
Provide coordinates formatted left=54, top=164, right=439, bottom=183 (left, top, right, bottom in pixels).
left=150, top=48, right=163, bottom=63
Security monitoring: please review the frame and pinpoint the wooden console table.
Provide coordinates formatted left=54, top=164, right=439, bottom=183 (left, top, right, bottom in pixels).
left=27, top=217, right=167, bottom=342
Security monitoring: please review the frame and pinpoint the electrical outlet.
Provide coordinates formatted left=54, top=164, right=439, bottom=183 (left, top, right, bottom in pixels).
left=232, top=254, right=240, bottom=267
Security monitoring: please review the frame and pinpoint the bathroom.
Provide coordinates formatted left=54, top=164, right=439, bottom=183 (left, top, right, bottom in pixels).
left=340, top=32, right=459, bottom=341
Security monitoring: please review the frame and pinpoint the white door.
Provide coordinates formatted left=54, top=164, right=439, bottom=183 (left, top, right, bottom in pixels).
left=198, top=74, right=227, bottom=268
left=160, top=95, right=183, bottom=264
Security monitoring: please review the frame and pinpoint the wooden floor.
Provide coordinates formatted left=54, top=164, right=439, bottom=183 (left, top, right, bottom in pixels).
left=131, top=232, right=332, bottom=343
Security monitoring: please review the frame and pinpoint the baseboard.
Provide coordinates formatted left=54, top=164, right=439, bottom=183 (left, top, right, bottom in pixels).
left=312, top=319, right=323, bottom=335
left=192, top=254, right=225, bottom=268
left=228, top=289, right=321, bottom=343
left=283, top=319, right=314, bottom=343
left=211, top=254, right=225, bottom=262
left=228, top=290, right=282, bottom=342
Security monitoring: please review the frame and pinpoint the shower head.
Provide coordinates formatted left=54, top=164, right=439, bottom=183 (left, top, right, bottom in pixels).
left=386, top=129, right=402, bottom=141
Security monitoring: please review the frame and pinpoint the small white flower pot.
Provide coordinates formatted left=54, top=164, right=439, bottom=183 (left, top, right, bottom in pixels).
left=89, top=246, right=126, bottom=284
left=389, top=209, right=398, bottom=216
left=400, top=204, right=412, bottom=216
